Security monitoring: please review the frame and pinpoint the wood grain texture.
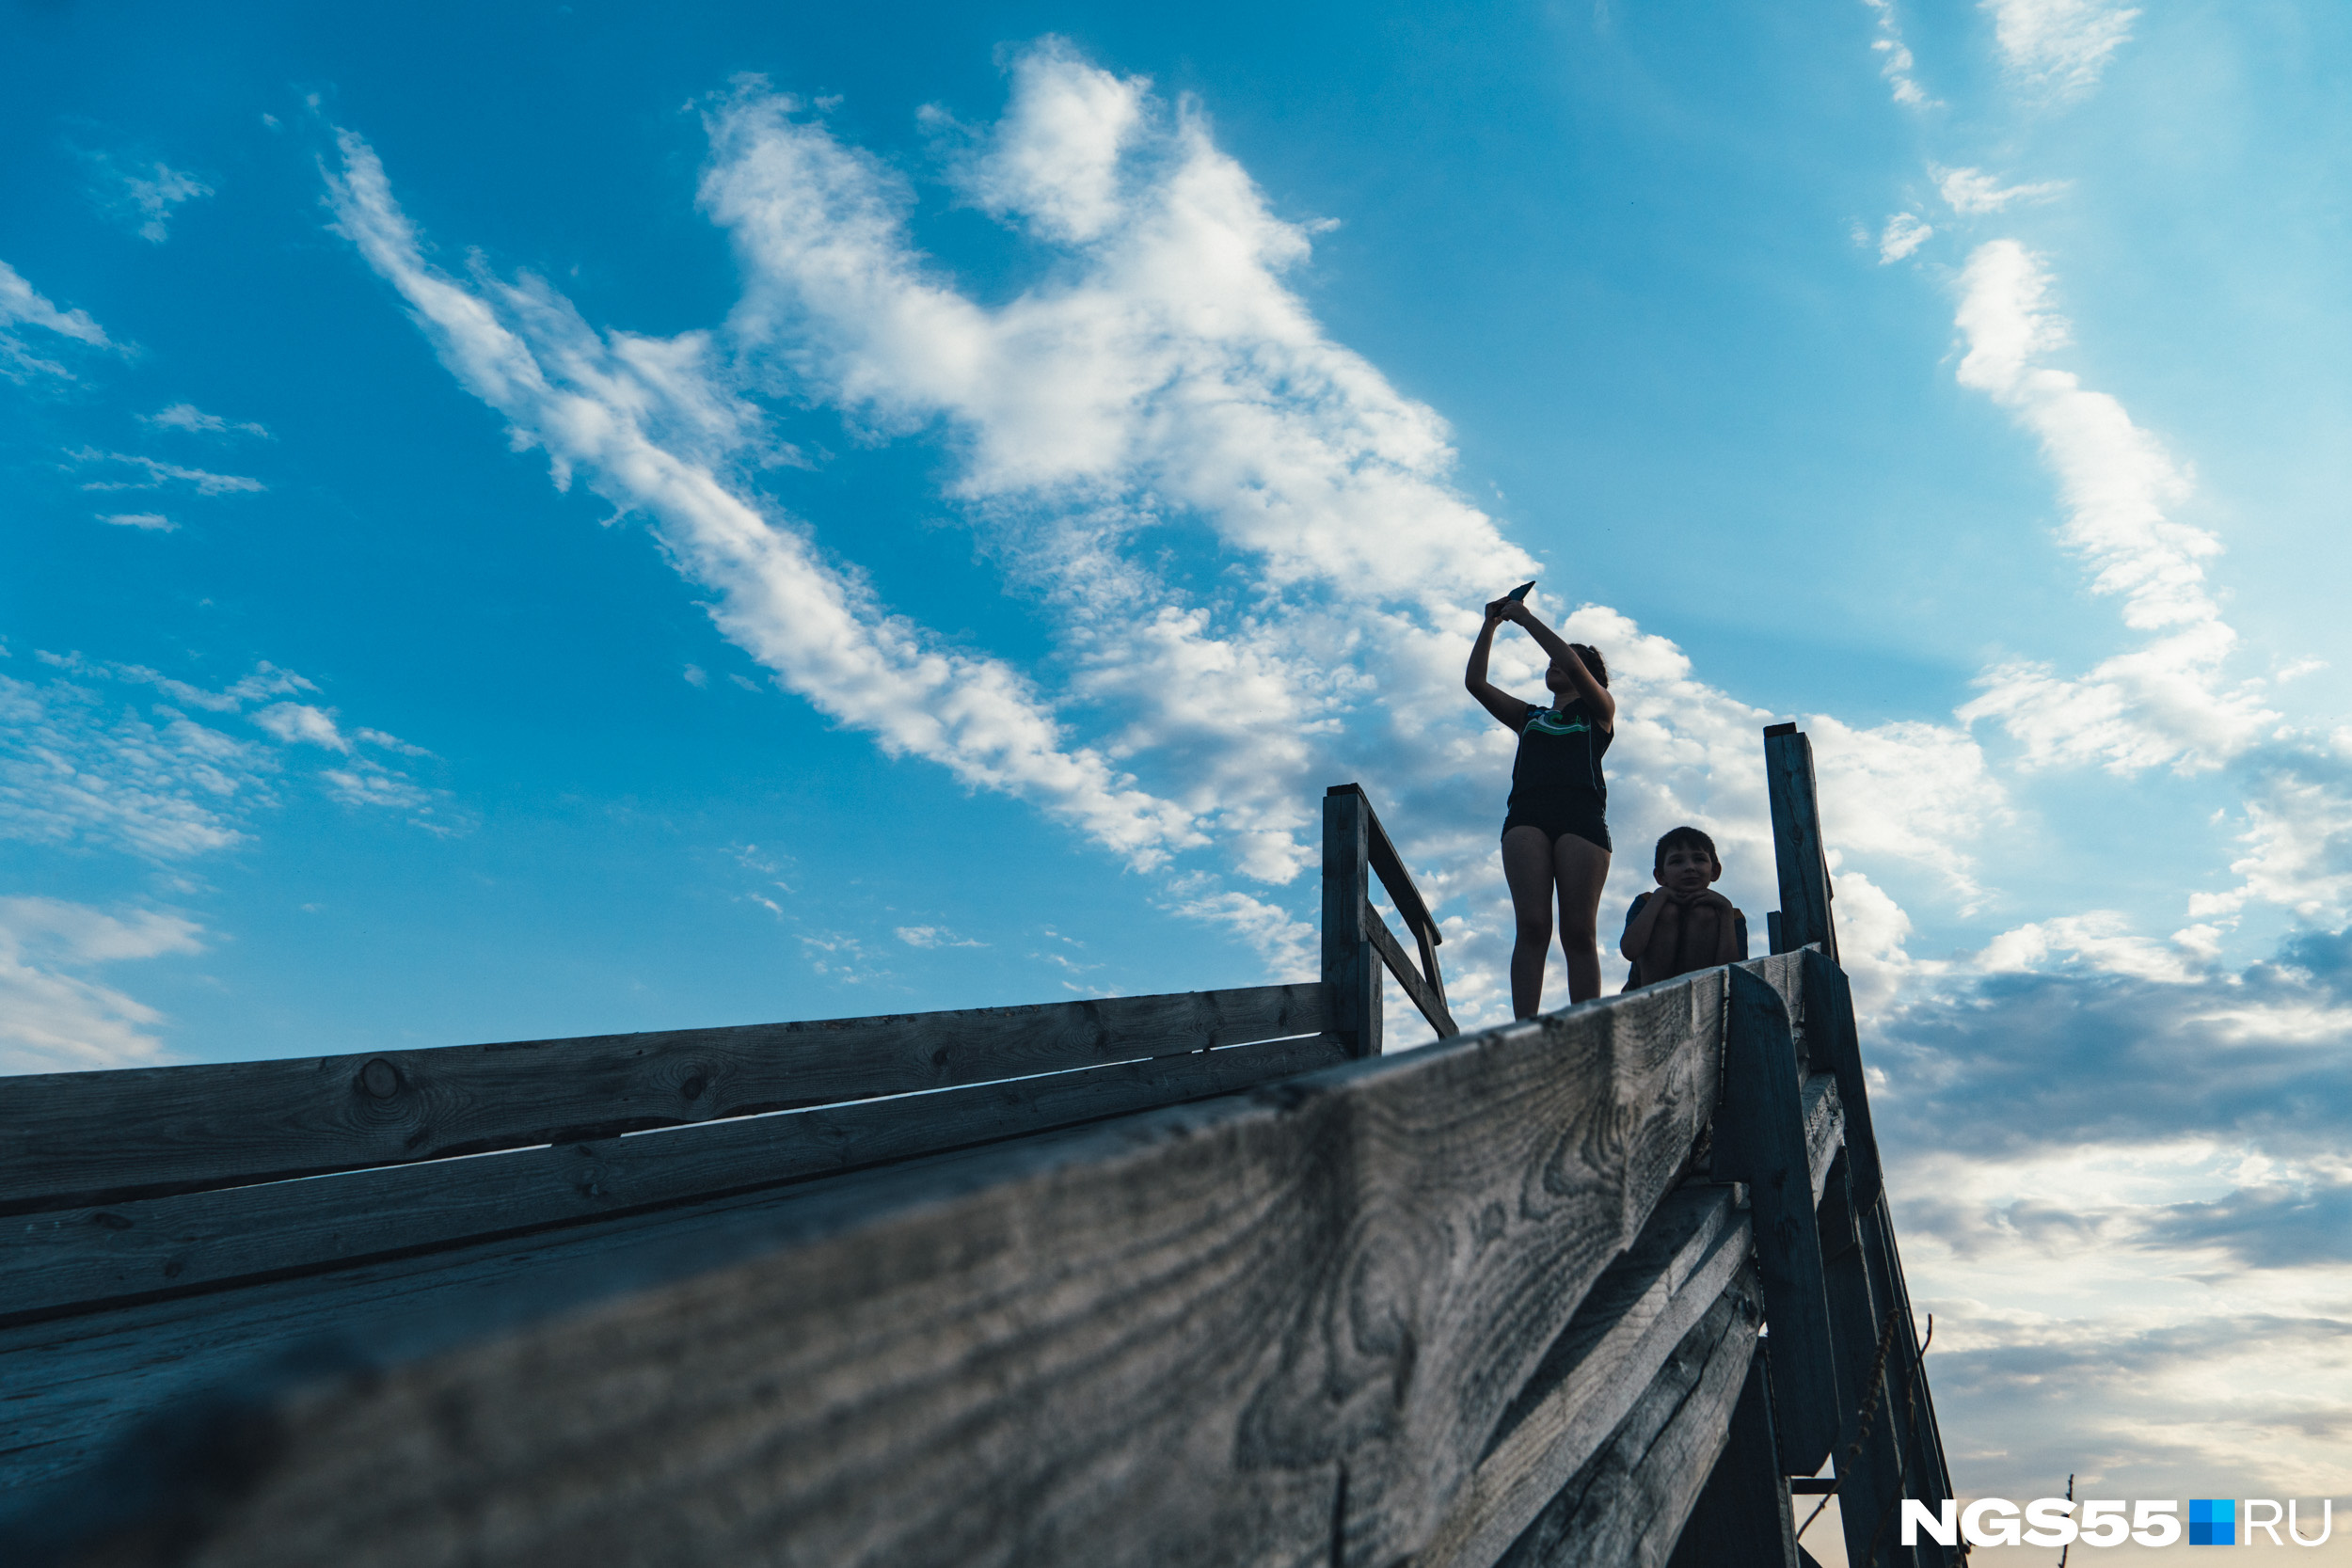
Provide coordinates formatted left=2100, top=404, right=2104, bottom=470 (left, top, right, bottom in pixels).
left=1422, top=1186, right=1751, bottom=1568
left=8, top=972, right=1728, bottom=1568
left=1856, top=1195, right=1961, bottom=1568
left=1324, top=786, right=1382, bottom=1058
left=1818, top=1154, right=1918, bottom=1568
left=1764, top=727, right=1837, bottom=962
left=0, top=984, right=1326, bottom=1215
left=1331, top=783, right=1445, bottom=960
left=1740, top=950, right=1813, bottom=1077
left=1715, top=967, right=1840, bottom=1479
left=1802, top=1073, right=1844, bottom=1210
left=1491, top=1264, right=1763, bottom=1568
left=1664, top=1350, right=1799, bottom=1568
left=1802, top=950, right=1883, bottom=1210
left=2, top=1035, right=1350, bottom=1326
left=1365, top=896, right=1460, bottom=1039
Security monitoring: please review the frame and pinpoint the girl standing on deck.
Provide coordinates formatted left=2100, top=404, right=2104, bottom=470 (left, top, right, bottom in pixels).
left=1464, top=594, right=1614, bottom=1017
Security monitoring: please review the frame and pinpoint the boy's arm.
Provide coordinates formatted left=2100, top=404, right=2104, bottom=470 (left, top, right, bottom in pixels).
left=1714, top=903, right=1747, bottom=964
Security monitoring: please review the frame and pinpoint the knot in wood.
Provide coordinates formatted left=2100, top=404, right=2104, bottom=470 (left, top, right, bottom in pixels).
left=359, top=1058, right=402, bottom=1100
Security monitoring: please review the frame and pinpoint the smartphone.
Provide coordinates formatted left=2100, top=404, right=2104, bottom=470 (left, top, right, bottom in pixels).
left=1504, top=580, right=1536, bottom=602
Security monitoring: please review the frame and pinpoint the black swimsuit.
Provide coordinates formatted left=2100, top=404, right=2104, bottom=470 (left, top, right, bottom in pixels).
left=1502, top=699, right=1612, bottom=852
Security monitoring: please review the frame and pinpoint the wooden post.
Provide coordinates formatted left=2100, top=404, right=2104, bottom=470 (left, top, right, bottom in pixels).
left=1859, top=1197, right=1962, bottom=1568
left=1818, top=1153, right=1917, bottom=1568
left=1763, top=724, right=1836, bottom=962
left=1665, top=1348, right=1799, bottom=1568
left=1801, top=950, right=1883, bottom=1212
left=1324, top=786, right=1382, bottom=1058
left=1713, top=966, right=1840, bottom=1477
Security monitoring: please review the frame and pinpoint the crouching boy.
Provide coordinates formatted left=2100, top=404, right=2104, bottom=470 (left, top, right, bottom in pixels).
left=1621, top=826, right=1748, bottom=989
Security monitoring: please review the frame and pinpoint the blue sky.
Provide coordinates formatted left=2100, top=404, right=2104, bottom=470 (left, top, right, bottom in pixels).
left=6, top=0, right=2351, bottom=1546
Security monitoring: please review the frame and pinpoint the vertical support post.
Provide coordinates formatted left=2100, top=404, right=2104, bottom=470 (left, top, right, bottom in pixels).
left=1323, top=785, right=1382, bottom=1059
left=1715, top=966, right=1840, bottom=1476
left=1802, top=950, right=1883, bottom=1210
left=1857, top=1198, right=1961, bottom=1567
left=1764, top=724, right=1837, bottom=962
left=1666, top=1348, right=1801, bottom=1568
left=1819, top=1153, right=1919, bottom=1568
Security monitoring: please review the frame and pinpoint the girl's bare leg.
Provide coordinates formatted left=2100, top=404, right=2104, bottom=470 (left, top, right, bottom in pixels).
left=1552, top=833, right=1613, bottom=1003
left=1501, top=826, right=1559, bottom=1019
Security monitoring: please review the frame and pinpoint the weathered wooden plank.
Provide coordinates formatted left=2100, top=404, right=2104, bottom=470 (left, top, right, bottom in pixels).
left=2, top=973, right=1727, bottom=1568
left=1364, top=896, right=1461, bottom=1039
left=1, top=1035, right=1351, bottom=1326
left=1764, top=725, right=1837, bottom=961
left=0, top=983, right=1326, bottom=1214
left=1856, top=1195, right=1962, bottom=1568
left=1715, top=967, right=1840, bottom=1478
left=1421, top=1185, right=1751, bottom=1568
left=1803, top=1072, right=1844, bottom=1210
left=1335, top=781, right=1445, bottom=960
left=1818, top=1153, right=1921, bottom=1568
left=1492, top=1263, right=1763, bottom=1568
left=1802, top=949, right=1883, bottom=1209
left=1740, top=949, right=1813, bottom=1075
left=1665, top=1350, right=1799, bottom=1568
left=1324, top=785, right=1382, bottom=1057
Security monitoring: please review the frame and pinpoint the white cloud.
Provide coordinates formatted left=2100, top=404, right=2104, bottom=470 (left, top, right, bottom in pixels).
left=0, top=258, right=111, bottom=381
left=321, top=766, right=434, bottom=811
left=1951, top=240, right=2277, bottom=773
left=97, top=512, right=175, bottom=531
left=0, top=897, right=203, bottom=1075
left=1861, top=0, right=1935, bottom=106
left=895, top=925, right=987, bottom=949
left=0, top=658, right=439, bottom=857
left=1934, top=164, right=2070, bottom=214
left=0, top=672, right=272, bottom=858
left=324, top=125, right=1200, bottom=873
left=71, top=449, right=265, bottom=497
left=95, top=158, right=213, bottom=244
left=1976, top=909, right=2212, bottom=984
left=1878, top=211, right=1933, bottom=262
left=144, top=403, right=271, bottom=438
left=1980, top=0, right=2139, bottom=97
left=2190, top=748, right=2352, bottom=924
left=251, top=702, right=351, bottom=752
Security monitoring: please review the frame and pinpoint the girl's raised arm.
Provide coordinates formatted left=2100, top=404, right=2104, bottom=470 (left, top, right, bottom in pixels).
left=1465, top=600, right=1534, bottom=730
left=1510, top=604, right=1615, bottom=730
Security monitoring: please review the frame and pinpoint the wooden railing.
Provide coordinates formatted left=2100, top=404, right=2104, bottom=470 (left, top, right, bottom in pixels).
left=0, top=746, right=1958, bottom=1568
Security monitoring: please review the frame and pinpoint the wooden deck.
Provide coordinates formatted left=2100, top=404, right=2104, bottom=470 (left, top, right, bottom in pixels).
left=0, top=734, right=1959, bottom=1568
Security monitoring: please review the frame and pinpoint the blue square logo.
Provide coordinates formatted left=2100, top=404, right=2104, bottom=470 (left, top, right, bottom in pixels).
left=2189, top=1498, right=2236, bottom=1545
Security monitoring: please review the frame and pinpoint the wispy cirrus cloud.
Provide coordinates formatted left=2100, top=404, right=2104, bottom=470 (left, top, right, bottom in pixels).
left=1951, top=240, right=2277, bottom=774
left=87, top=156, right=213, bottom=244
left=1935, top=164, right=2070, bottom=214
left=1878, top=211, right=1933, bottom=262
left=1861, top=0, right=1935, bottom=107
left=0, top=897, right=204, bottom=1075
left=0, top=656, right=449, bottom=858
left=69, top=449, right=265, bottom=497
left=143, top=403, right=271, bottom=439
left=325, top=122, right=1201, bottom=876
left=1980, top=0, right=2139, bottom=98
left=0, top=258, right=113, bottom=381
